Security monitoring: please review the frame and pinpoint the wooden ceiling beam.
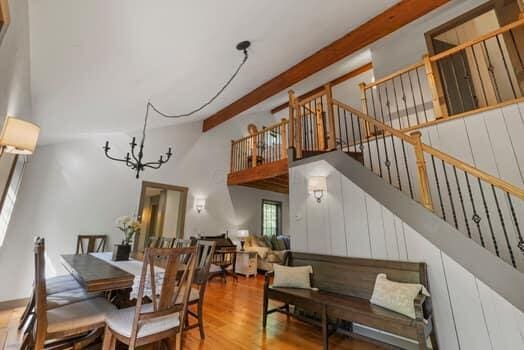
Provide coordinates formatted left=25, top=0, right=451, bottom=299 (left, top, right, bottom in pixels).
left=202, top=0, right=450, bottom=131
left=270, top=62, right=373, bottom=115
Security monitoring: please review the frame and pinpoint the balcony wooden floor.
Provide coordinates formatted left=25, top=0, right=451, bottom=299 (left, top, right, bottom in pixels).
left=227, top=158, right=289, bottom=193
left=1, top=275, right=381, bottom=350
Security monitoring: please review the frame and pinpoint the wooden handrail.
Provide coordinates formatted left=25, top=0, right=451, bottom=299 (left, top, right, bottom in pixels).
left=332, top=99, right=417, bottom=145
left=430, top=18, right=524, bottom=62
left=334, top=98, right=524, bottom=200
left=421, top=143, right=524, bottom=200
left=364, top=61, right=425, bottom=89
left=298, top=90, right=326, bottom=105
left=231, top=119, right=288, bottom=145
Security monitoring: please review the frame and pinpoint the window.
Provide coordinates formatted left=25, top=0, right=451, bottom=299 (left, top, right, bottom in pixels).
left=262, top=199, right=282, bottom=236
left=0, top=156, right=25, bottom=246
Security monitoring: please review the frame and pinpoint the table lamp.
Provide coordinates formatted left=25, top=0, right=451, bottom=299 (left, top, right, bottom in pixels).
left=237, top=229, right=249, bottom=251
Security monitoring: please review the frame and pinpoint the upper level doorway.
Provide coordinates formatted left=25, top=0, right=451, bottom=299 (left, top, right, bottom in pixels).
left=425, top=0, right=524, bottom=115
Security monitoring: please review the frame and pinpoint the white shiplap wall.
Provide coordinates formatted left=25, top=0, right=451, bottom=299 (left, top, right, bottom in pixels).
left=289, top=160, right=524, bottom=350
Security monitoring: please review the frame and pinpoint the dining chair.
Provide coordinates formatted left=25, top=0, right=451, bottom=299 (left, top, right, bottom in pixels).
left=19, top=236, right=90, bottom=332
left=102, top=246, right=198, bottom=350
left=21, top=238, right=116, bottom=350
left=159, top=237, right=175, bottom=248
left=76, top=234, right=107, bottom=254
left=208, top=246, right=238, bottom=283
left=145, top=236, right=160, bottom=248
left=184, top=240, right=216, bottom=339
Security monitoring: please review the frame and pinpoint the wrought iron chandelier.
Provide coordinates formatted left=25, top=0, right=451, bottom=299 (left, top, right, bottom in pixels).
left=103, top=41, right=251, bottom=179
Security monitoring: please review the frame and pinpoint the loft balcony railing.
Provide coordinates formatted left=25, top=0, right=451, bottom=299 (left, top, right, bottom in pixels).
left=288, top=84, right=524, bottom=271
left=360, top=18, right=524, bottom=132
left=229, top=119, right=288, bottom=173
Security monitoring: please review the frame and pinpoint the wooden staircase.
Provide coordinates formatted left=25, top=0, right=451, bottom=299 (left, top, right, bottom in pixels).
left=287, top=84, right=524, bottom=272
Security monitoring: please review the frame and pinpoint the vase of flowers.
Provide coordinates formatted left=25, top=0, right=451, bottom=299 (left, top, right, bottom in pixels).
left=112, top=215, right=140, bottom=261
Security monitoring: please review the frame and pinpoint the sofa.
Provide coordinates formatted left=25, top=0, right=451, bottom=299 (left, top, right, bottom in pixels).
left=244, top=234, right=290, bottom=271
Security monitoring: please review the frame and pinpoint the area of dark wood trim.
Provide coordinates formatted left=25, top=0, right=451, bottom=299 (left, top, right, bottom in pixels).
left=270, top=62, right=373, bottom=115
left=202, top=0, right=450, bottom=132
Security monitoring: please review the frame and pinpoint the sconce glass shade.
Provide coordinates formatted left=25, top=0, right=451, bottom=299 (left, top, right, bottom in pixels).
left=0, top=117, right=40, bottom=155
left=195, top=198, right=206, bottom=213
left=308, top=176, right=327, bottom=203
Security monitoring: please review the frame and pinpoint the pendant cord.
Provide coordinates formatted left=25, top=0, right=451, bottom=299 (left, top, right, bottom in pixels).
left=140, top=48, right=249, bottom=146
left=147, top=49, right=248, bottom=119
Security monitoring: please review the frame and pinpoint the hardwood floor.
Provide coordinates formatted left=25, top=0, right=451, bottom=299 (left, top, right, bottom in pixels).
left=1, top=275, right=381, bottom=349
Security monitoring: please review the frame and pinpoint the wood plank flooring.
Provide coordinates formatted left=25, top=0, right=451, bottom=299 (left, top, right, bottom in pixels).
left=1, top=275, right=381, bottom=349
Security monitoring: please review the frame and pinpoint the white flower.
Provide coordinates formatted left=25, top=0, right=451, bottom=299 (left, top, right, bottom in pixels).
left=116, top=216, right=132, bottom=226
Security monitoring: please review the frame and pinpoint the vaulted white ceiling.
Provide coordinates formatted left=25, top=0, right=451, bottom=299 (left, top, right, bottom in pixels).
left=29, top=0, right=399, bottom=143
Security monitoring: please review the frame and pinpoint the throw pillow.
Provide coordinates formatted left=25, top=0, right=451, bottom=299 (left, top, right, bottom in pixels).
left=272, top=264, right=313, bottom=289
left=253, top=236, right=271, bottom=248
left=370, top=273, right=430, bottom=319
left=272, top=236, right=287, bottom=251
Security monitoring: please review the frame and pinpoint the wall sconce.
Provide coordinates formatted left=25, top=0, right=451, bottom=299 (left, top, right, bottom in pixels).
left=308, top=176, right=327, bottom=203
left=194, top=198, right=206, bottom=213
left=0, top=116, right=40, bottom=156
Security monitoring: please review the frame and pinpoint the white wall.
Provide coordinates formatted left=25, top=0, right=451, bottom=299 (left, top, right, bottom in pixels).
left=289, top=159, right=524, bottom=350
left=0, top=111, right=289, bottom=302
left=0, top=0, right=32, bottom=122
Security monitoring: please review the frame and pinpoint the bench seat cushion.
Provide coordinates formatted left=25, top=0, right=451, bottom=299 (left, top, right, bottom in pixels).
left=268, top=286, right=416, bottom=326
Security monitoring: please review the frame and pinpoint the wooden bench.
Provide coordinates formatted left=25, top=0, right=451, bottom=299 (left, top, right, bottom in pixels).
left=262, top=252, right=438, bottom=350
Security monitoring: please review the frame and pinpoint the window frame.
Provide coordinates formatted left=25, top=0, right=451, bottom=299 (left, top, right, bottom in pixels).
left=261, top=199, right=282, bottom=236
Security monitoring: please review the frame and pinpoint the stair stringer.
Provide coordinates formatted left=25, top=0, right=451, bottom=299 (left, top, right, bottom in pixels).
left=290, top=150, right=524, bottom=313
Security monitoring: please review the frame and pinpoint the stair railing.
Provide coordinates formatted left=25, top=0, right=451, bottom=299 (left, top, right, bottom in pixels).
left=229, top=118, right=288, bottom=173
left=332, top=98, right=524, bottom=269
left=360, top=17, right=524, bottom=132
left=288, top=82, right=524, bottom=268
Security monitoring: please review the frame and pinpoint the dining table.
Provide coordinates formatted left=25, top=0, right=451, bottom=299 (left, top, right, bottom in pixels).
left=60, top=252, right=166, bottom=308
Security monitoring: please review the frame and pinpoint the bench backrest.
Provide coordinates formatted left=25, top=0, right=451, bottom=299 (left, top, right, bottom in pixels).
left=287, top=252, right=428, bottom=300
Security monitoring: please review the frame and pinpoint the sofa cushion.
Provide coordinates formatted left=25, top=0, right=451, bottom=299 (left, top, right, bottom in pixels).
left=271, top=235, right=287, bottom=251
left=245, top=246, right=270, bottom=259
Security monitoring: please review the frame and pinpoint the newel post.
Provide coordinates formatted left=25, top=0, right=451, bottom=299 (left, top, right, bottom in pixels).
left=315, top=105, right=326, bottom=151
left=288, top=90, right=296, bottom=156
left=325, top=84, right=336, bottom=150
left=423, top=54, right=448, bottom=120
left=230, top=140, right=235, bottom=172
left=359, top=82, right=372, bottom=137
left=251, top=134, right=257, bottom=168
left=411, top=131, right=433, bottom=211
left=280, top=118, right=288, bottom=159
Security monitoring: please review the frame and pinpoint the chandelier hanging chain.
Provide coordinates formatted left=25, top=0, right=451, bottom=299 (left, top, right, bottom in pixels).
left=103, top=41, right=251, bottom=179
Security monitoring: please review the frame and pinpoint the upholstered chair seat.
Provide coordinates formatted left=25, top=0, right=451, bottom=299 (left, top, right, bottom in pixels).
left=46, top=288, right=102, bottom=309
left=46, top=275, right=82, bottom=295
left=106, top=304, right=180, bottom=338
left=46, top=297, right=116, bottom=335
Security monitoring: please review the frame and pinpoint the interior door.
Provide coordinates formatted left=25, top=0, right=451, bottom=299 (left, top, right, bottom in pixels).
left=433, top=39, right=478, bottom=115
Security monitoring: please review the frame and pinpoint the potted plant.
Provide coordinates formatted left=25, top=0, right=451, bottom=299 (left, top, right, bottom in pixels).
left=113, top=216, right=140, bottom=261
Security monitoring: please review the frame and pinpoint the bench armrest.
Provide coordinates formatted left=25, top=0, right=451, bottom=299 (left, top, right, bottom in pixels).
left=414, top=293, right=429, bottom=321
left=264, top=270, right=274, bottom=290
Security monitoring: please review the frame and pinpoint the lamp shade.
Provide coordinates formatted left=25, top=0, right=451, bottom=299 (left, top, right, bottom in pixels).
left=308, top=176, right=327, bottom=193
left=237, top=229, right=249, bottom=238
left=0, top=117, right=40, bottom=155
